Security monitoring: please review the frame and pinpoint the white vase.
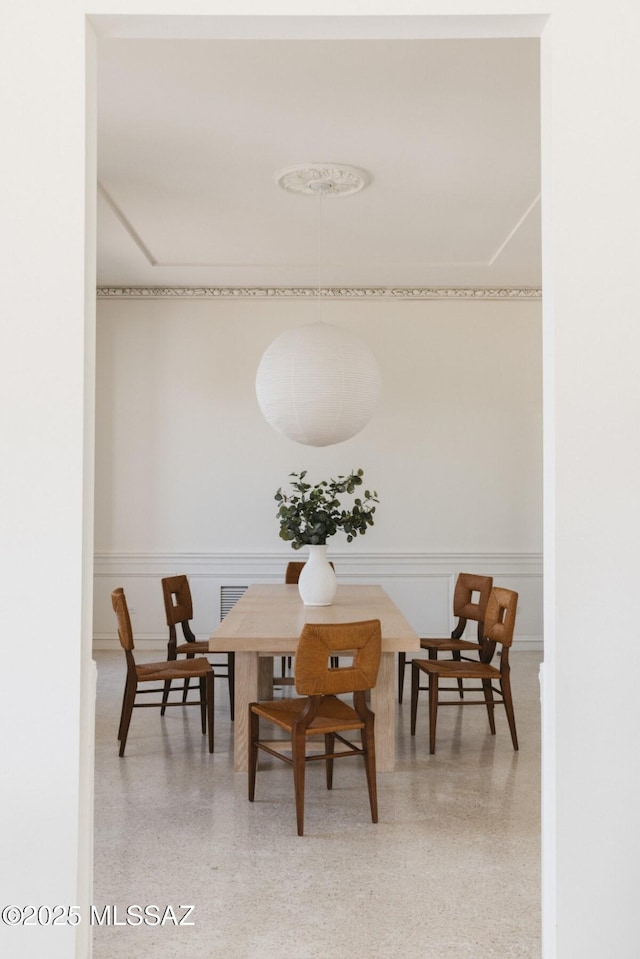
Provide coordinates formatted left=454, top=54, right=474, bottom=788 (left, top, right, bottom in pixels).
left=297, top=545, right=337, bottom=606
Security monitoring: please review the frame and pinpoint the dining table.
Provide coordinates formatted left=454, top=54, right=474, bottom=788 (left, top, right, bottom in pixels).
left=209, top=582, right=420, bottom=772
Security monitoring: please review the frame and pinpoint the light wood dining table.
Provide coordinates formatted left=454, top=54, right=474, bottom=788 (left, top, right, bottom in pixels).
left=209, top=583, right=420, bottom=772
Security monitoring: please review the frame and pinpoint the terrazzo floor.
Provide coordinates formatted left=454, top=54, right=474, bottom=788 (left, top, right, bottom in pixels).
left=93, top=650, right=542, bottom=959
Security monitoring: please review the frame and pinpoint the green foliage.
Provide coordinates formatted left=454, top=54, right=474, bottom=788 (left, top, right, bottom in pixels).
left=275, top=469, right=379, bottom=550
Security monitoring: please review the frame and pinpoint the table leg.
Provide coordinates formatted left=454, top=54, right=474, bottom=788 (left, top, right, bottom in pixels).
left=233, top=651, right=259, bottom=772
left=258, top=655, right=274, bottom=699
left=371, top=651, right=395, bottom=772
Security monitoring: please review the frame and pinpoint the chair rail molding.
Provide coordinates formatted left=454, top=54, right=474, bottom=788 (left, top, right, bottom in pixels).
left=94, top=551, right=543, bottom=652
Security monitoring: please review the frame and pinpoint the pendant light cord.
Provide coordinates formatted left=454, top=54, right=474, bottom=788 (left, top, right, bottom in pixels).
left=317, top=187, right=323, bottom=322
left=311, top=179, right=333, bottom=322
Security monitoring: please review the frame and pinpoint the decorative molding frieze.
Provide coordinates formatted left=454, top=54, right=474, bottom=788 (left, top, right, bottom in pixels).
left=96, top=286, right=542, bottom=301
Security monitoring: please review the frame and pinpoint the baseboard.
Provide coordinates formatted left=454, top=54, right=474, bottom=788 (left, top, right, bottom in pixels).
left=93, top=635, right=543, bottom=653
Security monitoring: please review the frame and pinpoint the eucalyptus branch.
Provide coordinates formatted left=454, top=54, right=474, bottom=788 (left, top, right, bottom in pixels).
left=275, top=469, right=379, bottom=550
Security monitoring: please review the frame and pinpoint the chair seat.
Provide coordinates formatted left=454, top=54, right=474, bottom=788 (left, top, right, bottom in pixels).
left=419, top=637, right=482, bottom=652
left=413, top=658, right=500, bottom=681
left=251, top=695, right=365, bottom=735
left=175, top=640, right=210, bottom=655
left=136, top=658, right=212, bottom=683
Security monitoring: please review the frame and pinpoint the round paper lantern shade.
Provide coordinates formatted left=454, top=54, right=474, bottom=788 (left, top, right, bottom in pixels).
left=255, top=323, right=381, bottom=447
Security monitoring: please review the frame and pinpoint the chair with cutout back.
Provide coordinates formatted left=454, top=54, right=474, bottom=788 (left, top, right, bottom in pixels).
left=281, top=561, right=338, bottom=677
left=410, top=586, right=519, bottom=753
left=278, top=561, right=306, bottom=677
left=285, top=561, right=306, bottom=586
left=160, top=574, right=235, bottom=720
left=249, top=619, right=381, bottom=836
left=111, top=587, right=214, bottom=756
left=398, top=572, right=493, bottom=703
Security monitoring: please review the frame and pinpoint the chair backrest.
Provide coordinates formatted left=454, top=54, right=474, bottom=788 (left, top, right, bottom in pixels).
left=451, top=572, right=494, bottom=642
left=111, top=587, right=134, bottom=651
left=295, top=620, right=381, bottom=697
left=285, top=560, right=335, bottom=585
left=285, top=561, right=306, bottom=584
left=483, top=587, right=518, bottom=653
left=452, top=572, right=494, bottom=621
left=161, top=574, right=194, bottom=627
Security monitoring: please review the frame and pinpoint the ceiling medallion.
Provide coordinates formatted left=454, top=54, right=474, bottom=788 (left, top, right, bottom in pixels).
left=274, top=163, right=370, bottom=198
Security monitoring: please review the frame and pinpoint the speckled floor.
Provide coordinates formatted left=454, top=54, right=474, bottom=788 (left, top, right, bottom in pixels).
left=92, top=650, right=542, bottom=959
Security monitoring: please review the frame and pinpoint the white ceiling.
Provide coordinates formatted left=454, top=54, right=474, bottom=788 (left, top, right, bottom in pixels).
left=96, top=37, right=540, bottom=289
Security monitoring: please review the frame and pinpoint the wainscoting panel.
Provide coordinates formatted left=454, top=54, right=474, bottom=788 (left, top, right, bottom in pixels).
left=94, top=552, right=543, bottom=652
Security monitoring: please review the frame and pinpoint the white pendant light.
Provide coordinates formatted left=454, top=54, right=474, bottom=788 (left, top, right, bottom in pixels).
left=255, top=164, right=381, bottom=448
left=256, top=320, right=381, bottom=447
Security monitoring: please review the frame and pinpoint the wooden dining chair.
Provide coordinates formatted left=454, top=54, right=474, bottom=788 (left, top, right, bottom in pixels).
left=410, top=586, right=519, bottom=754
left=398, top=572, right=493, bottom=703
left=280, top=560, right=338, bottom=677
left=285, top=559, right=335, bottom=584
left=279, top=562, right=305, bottom=676
left=249, top=619, right=382, bottom=836
left=284, top=560, right=339, bottom=677
left=112, top=587, right=214, bottom=757
left=284, top=561, right=306, bottom=585
left=160, top=574, right=235, bottom=720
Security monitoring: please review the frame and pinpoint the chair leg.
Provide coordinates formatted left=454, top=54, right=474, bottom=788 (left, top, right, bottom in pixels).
left=206, top=671, right=215, bottom=753
left=162, top=646, right=177, bottom=715
left=361, top=718, right=378, bottom=823
left=199, top=676, right=207, bottom=735
left=118, top=676, right=132, bottom=741
left=501, top=673, right=519, bottom=750
left=183, top=652, right=194, bottom=703
left=398, top=652, right=406, bottom=703
left=292, top=723, right=307, bottom=836
left=324, top=733, right=335, bottom=790
left=160, top=679, right=172, bottom=716
left=248, top=708, right=259, bottom=801
left=198, top=676, right=207, bottom=736
left=227, top=651, right=235, bottom=722
left=118, top=681, right=136, bottom=757
left=410, top=662, right=420, bottom=735
left=482, top=678, right=496, bottom=735
left=452, top=650, right=464, bottom=699
left=428, top=672, right=438, bottom=755
left=280, top=656, right=287, bottom=677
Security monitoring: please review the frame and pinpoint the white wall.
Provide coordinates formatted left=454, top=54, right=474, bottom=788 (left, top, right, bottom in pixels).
left=544, top=7, right=640, bottom=956
left=4, top=5, right=640, bottom=959
left=94, top=294, right=543, bottom=646
left=1, top=6, right=91, bottom=959
left=95, top=295, right=542, bottom=552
